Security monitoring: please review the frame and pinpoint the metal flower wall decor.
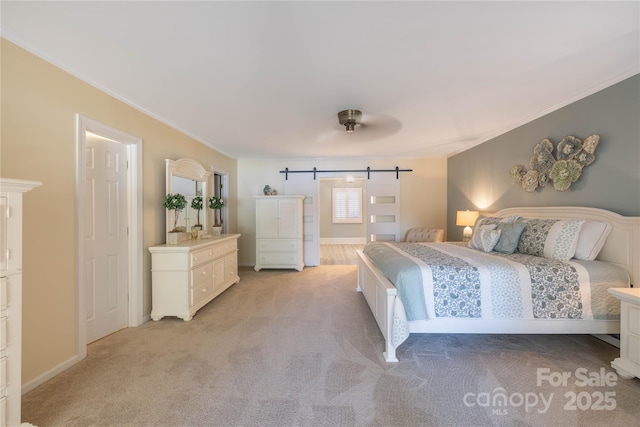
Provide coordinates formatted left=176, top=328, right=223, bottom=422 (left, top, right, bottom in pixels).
left=510, top=134, right=600, bottom=192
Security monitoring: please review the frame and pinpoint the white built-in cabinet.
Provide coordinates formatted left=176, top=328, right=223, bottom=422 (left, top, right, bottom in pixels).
left=254, top=195, right=305, bottom=271
left=149, top=234, right=240, bottom=321
left=0, top=178, right=41, bottom=427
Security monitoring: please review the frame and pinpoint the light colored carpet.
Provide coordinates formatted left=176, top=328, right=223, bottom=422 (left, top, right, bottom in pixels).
left=23, top=265, right=640, bottom=426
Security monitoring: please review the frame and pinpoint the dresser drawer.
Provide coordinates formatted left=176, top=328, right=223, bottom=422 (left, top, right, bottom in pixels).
left=258, top=252, right=300, bottom=265
left=190, top=247, right=215, bottom=268
left=0, top=357, right=6, bottom=398
left=225, top=253, right=237, bottom=282
left=0, top=395, right=5, bottom=425
left=191, top=262, right=214, bottom=288
left=213, top=239, right=237, bottom=258
left=0, top=316, right=5, bottom=355
left=191, top=278, right=214, bottom=307
left=258, top=239, right=298, bottom=252
left=0, top=278, right=6, bottom=311
left=628, top=305, right=640, bottom=335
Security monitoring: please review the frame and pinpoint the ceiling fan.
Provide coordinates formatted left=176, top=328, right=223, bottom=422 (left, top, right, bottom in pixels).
left=337, top=109, right=362, bottom=133
left=302, top=109, right=402, bottom=147
left=334, top=109, right=401, bottom=136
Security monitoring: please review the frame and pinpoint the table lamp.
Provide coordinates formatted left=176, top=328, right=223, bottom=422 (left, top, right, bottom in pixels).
left=456, top=210, right=480, bottom=242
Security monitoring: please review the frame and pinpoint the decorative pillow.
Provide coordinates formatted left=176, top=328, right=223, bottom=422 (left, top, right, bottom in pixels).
left=517, top=219, right=585, bottom=261
left=473, top=215, right=521, bottom=229
left=573, top=221, right=612, bottom=260
left=469, top=228, right=501, bottom=252
left=473, top=215, right=499, bottom=228
left=493, top=222, right=526, bottom=254
left=468, top=223, right=498, bottom=251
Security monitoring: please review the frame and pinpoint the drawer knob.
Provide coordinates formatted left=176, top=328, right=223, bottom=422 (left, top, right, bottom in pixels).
left=201, top=271, right=206, bottom=276
left=194, top=257, right=199, bottom=261
left=202, top=288, right=207, bottom=293
left=209, top=251, right=213, bottom=256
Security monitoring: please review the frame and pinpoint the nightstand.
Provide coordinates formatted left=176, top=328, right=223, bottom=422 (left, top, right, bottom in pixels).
left=608, top=287, right=640, bottom=379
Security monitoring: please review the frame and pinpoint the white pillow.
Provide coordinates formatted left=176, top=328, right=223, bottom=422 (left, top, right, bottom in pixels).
left=573, top=221, right=612, bottom=260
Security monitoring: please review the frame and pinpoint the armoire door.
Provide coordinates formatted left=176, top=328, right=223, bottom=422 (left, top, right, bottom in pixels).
left=276, top=198, right=300, bottom=238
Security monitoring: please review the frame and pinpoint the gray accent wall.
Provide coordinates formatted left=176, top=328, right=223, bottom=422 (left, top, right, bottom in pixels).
left=447, top=74, right=640, bottom=241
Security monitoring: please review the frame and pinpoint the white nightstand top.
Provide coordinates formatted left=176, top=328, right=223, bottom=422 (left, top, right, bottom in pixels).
left=608, top=287, right=640, bottom=304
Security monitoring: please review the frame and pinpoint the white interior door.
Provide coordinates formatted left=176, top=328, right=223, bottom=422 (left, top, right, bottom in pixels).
left=85, top=133, right=129, bottom=343
left=366, top=175, right=400, bottom=242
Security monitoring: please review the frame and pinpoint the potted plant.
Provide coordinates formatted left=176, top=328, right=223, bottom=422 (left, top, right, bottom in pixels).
left=164, top=193, right=187, bottom=244
left=208, top=196, right=224, bottom=236
left=191, top=196, right=203, bottom=230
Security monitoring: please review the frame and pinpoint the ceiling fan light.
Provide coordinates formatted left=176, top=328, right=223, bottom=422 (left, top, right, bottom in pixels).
left=338, top=109, right=362, bottom=133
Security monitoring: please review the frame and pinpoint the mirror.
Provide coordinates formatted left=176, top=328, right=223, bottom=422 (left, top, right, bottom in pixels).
left=166, top=158, right=211, bottom=235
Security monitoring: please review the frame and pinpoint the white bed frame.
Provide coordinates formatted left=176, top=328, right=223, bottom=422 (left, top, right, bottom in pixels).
left=356, top=206, right=640, bottom=362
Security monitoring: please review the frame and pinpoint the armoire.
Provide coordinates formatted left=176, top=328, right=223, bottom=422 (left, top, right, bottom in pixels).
left=254, top=195, right=305, bottom=271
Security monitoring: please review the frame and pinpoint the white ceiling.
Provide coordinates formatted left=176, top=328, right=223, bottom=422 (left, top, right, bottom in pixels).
left=2, top=1, right=638, bottom=159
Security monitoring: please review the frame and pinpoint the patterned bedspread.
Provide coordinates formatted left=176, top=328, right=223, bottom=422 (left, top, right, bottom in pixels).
left=362, top=242, right=630, bottom=347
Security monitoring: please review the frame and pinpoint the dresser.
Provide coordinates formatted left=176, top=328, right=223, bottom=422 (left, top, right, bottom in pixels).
left=255, top=195, right=304, bottom=271
left=0, top=178, right=41, bottom=427
left=149, top=234, right=240, bottom=321
left=608, top=287, right=640, bottom=380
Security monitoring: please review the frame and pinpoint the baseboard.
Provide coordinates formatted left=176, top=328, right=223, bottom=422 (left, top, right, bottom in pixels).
left=22, top=354, right=81, bottom=395
left=592, top=334, right=620, bottom=348
left=22, top=316, right=151, bottom=395
left=320, top=237, right=366, bottom=245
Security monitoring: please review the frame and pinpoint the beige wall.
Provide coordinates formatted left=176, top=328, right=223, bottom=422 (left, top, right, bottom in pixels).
left=1, top=39, right=237, bottom=385
left=237, top=158, right=447, bottom=266
left=1, top=37, right=447, bottom=390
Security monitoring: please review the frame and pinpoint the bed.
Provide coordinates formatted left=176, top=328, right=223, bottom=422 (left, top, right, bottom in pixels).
left=356, top=206, right=640, bottom=362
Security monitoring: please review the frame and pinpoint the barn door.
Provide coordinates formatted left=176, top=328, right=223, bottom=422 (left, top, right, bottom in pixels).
left=283, top=174, right=318, bottom=266
left=366, top=175, right=400, bottom=242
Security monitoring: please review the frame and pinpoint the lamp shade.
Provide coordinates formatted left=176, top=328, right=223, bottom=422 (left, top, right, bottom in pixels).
left=456, top=210, right=479, bottom=227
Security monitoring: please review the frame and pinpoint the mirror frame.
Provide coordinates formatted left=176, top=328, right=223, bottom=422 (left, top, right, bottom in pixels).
left=166, top=158, right=211, bottom=235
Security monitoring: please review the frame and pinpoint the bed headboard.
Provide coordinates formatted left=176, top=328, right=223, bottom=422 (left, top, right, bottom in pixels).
left=493, top=206, right=640, bottom=286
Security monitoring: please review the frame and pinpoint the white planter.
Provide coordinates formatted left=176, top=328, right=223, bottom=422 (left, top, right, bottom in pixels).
left=212, top=226, right=222, bottom=236
left=167, top=232, right=180, bottom=245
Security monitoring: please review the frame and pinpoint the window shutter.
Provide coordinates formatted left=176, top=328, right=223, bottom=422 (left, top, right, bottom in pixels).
left=332, top=188, right=362, bottom=224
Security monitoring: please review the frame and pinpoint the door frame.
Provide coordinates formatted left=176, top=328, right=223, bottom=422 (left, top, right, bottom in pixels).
left=76, top=115, right=143, bottom=360
left=285, top=172, right=401, bottom=265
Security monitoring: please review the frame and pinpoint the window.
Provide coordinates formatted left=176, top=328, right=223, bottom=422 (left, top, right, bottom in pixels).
left=332, top=187, right=362, bottom=223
